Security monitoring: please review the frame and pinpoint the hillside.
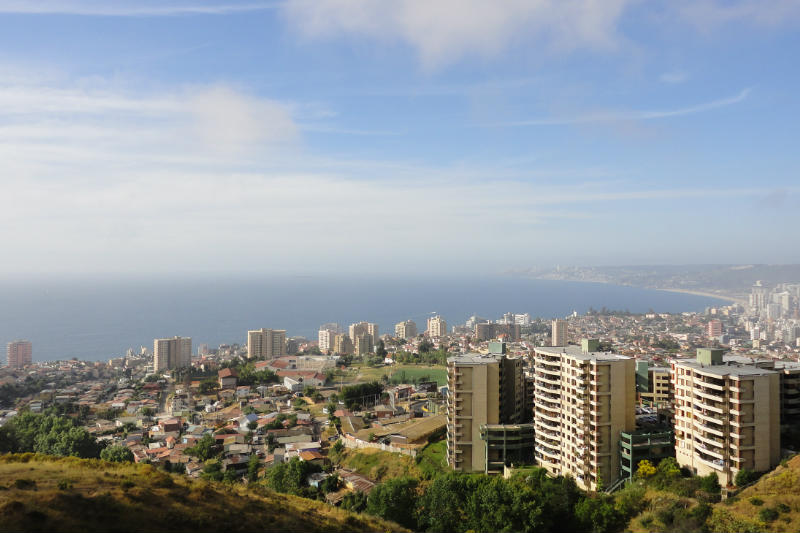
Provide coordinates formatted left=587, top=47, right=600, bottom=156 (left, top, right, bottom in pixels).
left=706, top=455, right=800, bottom=533
left=0, top=454, right=406, bottom=533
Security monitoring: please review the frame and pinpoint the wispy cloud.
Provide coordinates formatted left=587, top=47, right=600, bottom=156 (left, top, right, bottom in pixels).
left=488, top=88, right=751, bottom=127
left=0, top=1, right=281, bottom=16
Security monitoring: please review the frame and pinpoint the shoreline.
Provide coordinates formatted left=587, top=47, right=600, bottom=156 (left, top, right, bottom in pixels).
left=526, top=276, right=746, bottom=306
left=654, top=288, right=746, bottom=306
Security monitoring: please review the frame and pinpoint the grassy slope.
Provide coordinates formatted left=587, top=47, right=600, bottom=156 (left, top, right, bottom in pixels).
left=0, top=454, right=406, bottom=533
left=338, top=439, right=448, bottom=482
left=356, top=365, right=447, bottom=386
left=706, top=456, right=800, bottom=533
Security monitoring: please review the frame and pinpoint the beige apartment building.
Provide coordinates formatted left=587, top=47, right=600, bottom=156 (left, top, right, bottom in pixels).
left=447, top=352, right=528, bottom=474
left=636, top=363, right=673, bottom=407
left=154, top=336, right=192, bottom=371
left=395, top=320, right=418, bottom=340
left=349, top=322, right=378, bottom=351
left=552, top=319, right=567, bottom=346
left=6, top=340, right=32, bottom=368
left=247, top=328, right=287, bottom=359
left=427, top=315, right=448, bottom=338
left=333, top=333, right=353, bottom=355
left=533, top=340, right=635, bottom=491
left=672, top=348, right=781, bottom=486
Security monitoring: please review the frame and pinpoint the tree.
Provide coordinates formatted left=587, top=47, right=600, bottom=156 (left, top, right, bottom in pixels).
left=366, top=477, right=419, bottom=530
left=247, top=454, right=261, bottom=482
left=0, top=412, right=102, bottom=458
left=265, top=457, right=320, bottom=495
left=341, top=491, right=368, bottom=513
left=101, top=445, right=134, bottom=463
left=574, top=495, right=623, bottom=533
left=376, top=340, right=388, bottom=359
left=636, top=459, right=657, bottom=479
left=734, top=468, right=759, bottom=487
left=185, top=433, right=218, bottom=462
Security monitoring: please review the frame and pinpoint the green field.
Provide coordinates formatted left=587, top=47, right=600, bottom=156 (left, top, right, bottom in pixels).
left=356, top=365, right=447, bottom=386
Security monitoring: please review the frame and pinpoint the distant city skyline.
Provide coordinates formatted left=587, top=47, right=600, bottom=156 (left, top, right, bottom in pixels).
left=1, top=1, right=799, bottom=276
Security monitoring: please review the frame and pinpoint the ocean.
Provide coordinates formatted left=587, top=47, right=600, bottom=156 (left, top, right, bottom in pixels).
left=0, top=276, right=729, bottom=362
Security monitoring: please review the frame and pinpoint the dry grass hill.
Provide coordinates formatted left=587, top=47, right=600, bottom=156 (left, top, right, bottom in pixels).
left=0, top=453, right=406, bottom=533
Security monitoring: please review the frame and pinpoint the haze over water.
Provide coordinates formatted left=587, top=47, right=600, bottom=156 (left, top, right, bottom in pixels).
left=0, top=276, right=728, bottom=362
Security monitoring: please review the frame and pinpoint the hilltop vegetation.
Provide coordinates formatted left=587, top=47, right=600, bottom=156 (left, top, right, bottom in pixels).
left=0, top=454, right=406, bottom=533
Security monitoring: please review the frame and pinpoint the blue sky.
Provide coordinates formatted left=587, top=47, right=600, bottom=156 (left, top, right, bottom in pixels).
left=0, top=0, right=798, bottom=277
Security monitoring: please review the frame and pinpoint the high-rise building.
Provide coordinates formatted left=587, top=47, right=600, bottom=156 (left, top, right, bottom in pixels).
left=474, top=322, right=520, bottom=341
left=349, top=322, right=377, bottom=351
left=354, top=333, right=373, bottom=356
left=318, top=326, right=338, bottom=353
left=671, top=348, right=781, bottom=486
left=333, top=334, right=353, bottom=355
left=635, top=362, right=673, bottom=407
left=427, top=315, right=447, bottom=338
left=6, top=340, right=32, bottom=368
left=552, top=319, right=567, bottom=346
left=533, top=340, right=636, bottom=491
left=395, top=320, right=418, bottom=339
left=707, top=320, right=723, bottom=338
left=447, top=351, right=531, bottom=474
left=154, top=336, right=192, bottom=371
left=247, top=328, right=287, bottom=359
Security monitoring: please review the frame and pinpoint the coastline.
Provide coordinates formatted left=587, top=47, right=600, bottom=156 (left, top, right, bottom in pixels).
left=524, top=275, right=746, bottom=306
left=654, top=288, right=745, bottom=306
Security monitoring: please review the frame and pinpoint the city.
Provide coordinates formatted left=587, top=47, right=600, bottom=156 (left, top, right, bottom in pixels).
left=1, top=1, right=799, bottom=532
left=3, top=280, right=800, bottom=531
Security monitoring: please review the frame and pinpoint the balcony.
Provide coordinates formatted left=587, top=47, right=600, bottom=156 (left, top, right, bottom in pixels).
left=693, top=419, right=725, bottom=437
left=694, top=440, right=725, bottom=460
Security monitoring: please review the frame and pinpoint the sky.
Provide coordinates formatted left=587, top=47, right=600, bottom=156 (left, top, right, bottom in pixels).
left=1, top=0, right=799, bottom=278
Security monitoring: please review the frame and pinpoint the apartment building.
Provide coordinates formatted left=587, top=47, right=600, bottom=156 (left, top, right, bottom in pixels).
left=533, top=340, right=635, bottom=491
left=318, top=328, right=337, bottom=353
left=474, top=322, right=521, bottom=341
left=247, top=328, right=287, bottom=359
left=636, top=362, right=673, bottom=407
left=671, top=348, right=781, bottom=486
left=552, top=319, right=567, bottom=346
left=6, top=340, right=32, bottom=368
left=395, top=320, right=418, bottom=340
left=427, top=315, right=448, bottom=338
left=349, top=322, right=378, bottom=350
left=447, top=351, right=529, bottom=474
left=333, top=334, right=353, bottom=355
left=154, top=336, right=192, bottom=371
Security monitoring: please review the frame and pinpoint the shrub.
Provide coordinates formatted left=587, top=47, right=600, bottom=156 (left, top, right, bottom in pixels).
left=758, top=507, right=779, bottom=522
left=749, top=497, right=764, bottom=506
left=734, top=468, right=759, bottom=487
left=776, top=502, right=791, bottom=513
left=636, top=459, right=657, bottom=479
left=13, top=479, right=36, bottom=490
left=57, top=479, right=72, bottom=490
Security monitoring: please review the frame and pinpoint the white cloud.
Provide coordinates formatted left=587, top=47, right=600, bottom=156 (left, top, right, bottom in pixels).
left=284, top=0, right=634, bottom=69
left=0, top=1, right=281, bottom=16
left=489, top=88, right=751, bottom=127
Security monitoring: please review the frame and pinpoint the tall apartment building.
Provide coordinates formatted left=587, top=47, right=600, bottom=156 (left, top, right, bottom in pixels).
left=636, top=361, right=673, bottom=407
left=354, top=333, right=372, bottom=356
left=6, top=340, right=32, bottom=368
left=318, top=327, right=338, bottom=353
left=154, top=336, right=192, bottom=371
left=349, top=322, right=378, bottom=350
left=427, top=315, right=447, bottom=338
left=447, top=351, right=530, bottom=474
left=552, top=319, right=567, bottom=346
left=707, top=320, right=723, bottom=338
left=333, top=334, right=353, bottom=355
left=247, top=328, right=287, bottom=359
left=394, top=320, right=418, bottom=340
left=672, top=348, right=781, bottom=486
left=474, top=322, right=521, bottom=341
left=533, top=340, right=635, bottom=491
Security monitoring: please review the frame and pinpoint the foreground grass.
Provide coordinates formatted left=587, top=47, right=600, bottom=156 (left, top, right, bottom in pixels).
left=0, top=454, right=407, bottom=533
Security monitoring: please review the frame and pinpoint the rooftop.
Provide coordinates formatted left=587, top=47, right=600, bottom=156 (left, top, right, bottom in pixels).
left=534, top=345, right=631, bottom=362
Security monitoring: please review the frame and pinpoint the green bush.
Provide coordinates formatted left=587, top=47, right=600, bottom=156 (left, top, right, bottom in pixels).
left=734, top=468, right=760, bottom=487
left=749, top=497, right=764, bottom=506
left=776, top=502, right=791, bottom=513
left=758, top=507, right=779, bottom=522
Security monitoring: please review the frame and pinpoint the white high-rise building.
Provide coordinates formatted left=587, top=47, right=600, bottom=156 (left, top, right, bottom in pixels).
left=154, top=336, right=192, bottom=371
left=427, top=315, right=448, bottom=337
left=318, top=328, right=337, bottom=353
left=395, top=320, right=418, bottom=339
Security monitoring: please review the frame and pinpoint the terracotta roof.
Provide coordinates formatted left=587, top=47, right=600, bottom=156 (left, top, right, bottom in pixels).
left=299, top=450, right=324, bottom=461
left=218, top=368, right=238, bottom=378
